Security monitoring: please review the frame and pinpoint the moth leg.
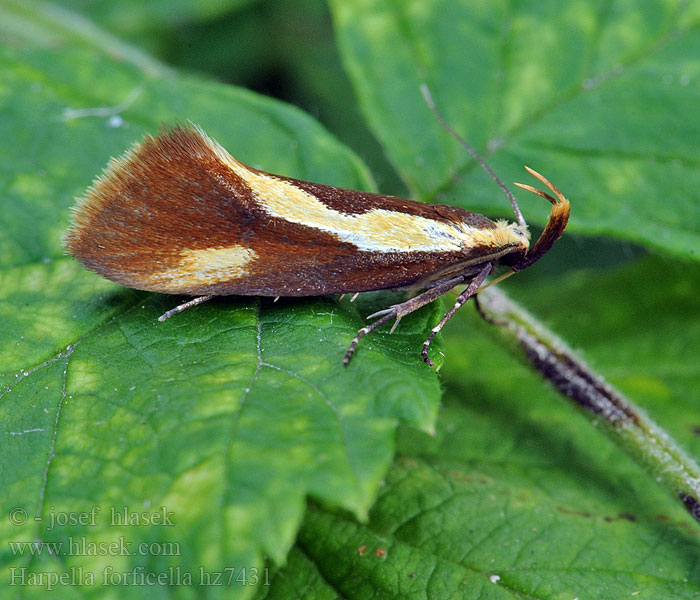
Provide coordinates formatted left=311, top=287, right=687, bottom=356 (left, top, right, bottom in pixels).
left=421, top=263, right=493, bottom=367
left=343, top=275, right=465, bottom=365
left=158, top=295, right=214, bottom=322
left=343, top=312, right=398, bottom=366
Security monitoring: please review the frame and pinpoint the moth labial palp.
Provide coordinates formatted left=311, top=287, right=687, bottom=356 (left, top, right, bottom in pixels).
left=64, top=88, right=569, bottom=366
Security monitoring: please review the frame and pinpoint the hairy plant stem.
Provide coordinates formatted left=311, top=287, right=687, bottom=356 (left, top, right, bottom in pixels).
left=476, top=287, right=700, bottom=525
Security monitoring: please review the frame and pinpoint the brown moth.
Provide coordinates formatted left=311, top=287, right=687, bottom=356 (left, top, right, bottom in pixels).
left=65, top=99, right=569, bottom=366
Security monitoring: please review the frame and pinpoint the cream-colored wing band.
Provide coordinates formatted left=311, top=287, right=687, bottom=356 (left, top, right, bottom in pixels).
left=147, top=245, right=257, bottom=290
left=197, top=127, right=525, bottom=254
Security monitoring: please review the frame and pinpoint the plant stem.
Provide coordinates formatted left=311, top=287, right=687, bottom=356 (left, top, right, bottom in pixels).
left=476, top=287, right=700, bottom=525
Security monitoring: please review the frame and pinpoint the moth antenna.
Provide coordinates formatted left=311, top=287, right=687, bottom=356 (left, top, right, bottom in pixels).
left=420, top=84, right=527, bottom=230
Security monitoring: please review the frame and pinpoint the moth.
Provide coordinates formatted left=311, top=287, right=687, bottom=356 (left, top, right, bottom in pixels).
left=65, top=98, right=569, bottom=366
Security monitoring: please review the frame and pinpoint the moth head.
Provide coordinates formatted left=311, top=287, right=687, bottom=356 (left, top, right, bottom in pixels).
left=497, top=221, right=530, bottom=268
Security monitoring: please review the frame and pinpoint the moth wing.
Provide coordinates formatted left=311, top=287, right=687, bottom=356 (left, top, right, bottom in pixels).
left=65, top=126, right=514, bottom=296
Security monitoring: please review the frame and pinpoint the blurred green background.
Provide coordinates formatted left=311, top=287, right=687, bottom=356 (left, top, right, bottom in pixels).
left=58, top=0, right=408, bottom=195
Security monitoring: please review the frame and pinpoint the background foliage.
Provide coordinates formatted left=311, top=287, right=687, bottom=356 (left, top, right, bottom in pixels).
left=1, top=0, right=699, bottom=598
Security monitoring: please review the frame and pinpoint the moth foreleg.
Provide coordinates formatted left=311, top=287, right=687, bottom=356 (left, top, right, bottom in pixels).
left=421, top=263, right=493, bottom=367
left=158, top=295, right=214, bottom=322
left=343, top=274, right=465, bottom=365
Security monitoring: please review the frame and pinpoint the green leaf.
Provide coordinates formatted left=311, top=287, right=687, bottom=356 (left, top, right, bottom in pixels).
left=330, top=0, right=700, bottom=259
left=263, top=253, right=700, bottom=599
left=0, top=2, right=441, bottom=597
